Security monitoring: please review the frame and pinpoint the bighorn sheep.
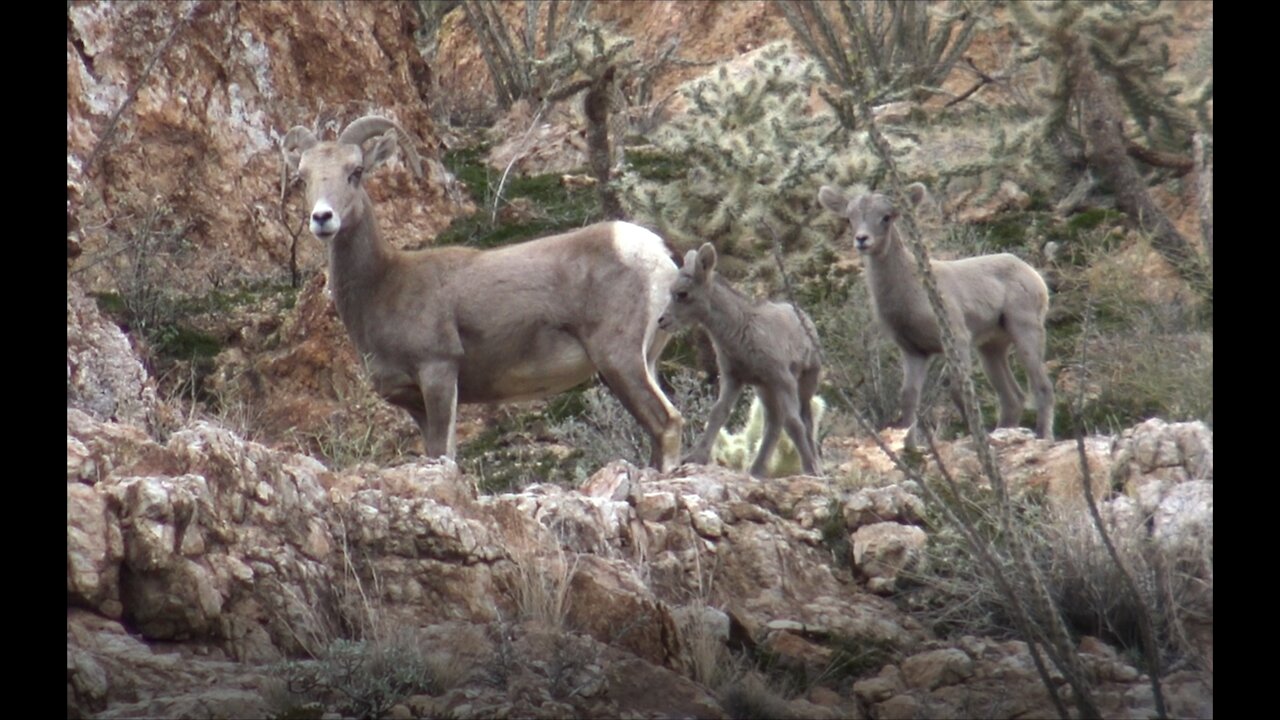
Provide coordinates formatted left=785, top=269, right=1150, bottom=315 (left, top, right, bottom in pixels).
left=817, top=183, right=1055, bottom=444
left=659, top=243, right=824, bottom=478
left=282, top=115, right=683, bottom=470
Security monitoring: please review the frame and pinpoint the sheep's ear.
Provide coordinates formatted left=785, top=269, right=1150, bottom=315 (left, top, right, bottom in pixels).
left=681, top=249, right=699, bottom=271
left=365, top=129, right=401, bottom=172
left=695, top=242, right=718, bottom=280
left=282, top=126, right=318, bottom=176
left=906, top=182, right=927, bottom=207
left=818, top=185, right=849, bottom=216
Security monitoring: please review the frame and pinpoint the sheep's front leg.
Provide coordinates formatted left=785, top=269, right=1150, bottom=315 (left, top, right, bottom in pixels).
left=415, top=362, right=459, bottom=460
left=895, top=352, right=931, bottom=429
left=686, top=374, right=742, bottom=465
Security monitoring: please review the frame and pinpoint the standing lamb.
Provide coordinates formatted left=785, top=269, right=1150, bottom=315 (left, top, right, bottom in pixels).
left=817, top=183, right=1055, bottom=445
left=282, top=115, right=684, bottom=470
left=659, top=243, right=824, bottom=478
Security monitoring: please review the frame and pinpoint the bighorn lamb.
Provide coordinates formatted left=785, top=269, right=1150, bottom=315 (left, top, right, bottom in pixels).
left=818, top=183, right=1055, bottom=444
left=282, top=115, right=683, bottom=470
left=659, top=243, right=823, bottom=478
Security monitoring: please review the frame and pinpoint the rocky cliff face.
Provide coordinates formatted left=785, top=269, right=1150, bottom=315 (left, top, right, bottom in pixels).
left=68, top=0, right=464, bottom=288
left=69, top=279, right=1211, bottom=718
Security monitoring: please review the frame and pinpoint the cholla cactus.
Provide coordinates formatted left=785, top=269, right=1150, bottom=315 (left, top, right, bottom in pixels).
left=619, top=42, right=858, bottom=263
left=711, top=394, right=827, bottom=478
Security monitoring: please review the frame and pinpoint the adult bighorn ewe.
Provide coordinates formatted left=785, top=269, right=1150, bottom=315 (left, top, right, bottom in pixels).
left=282, top=115, right=683, bottom=470
left=659, top=243, right=824, bottom=478
left=818, top=183, right=1055, bottom=445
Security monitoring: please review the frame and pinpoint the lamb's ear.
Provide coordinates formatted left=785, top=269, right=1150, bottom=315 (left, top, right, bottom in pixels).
left=906, top=182, right=927, bottom=208
left=818, top=185, right=849, bottom=215
left=695, top=242, right=718, bottom=280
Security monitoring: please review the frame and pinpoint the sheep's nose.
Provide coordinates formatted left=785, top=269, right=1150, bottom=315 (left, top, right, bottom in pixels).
left=313, top=209, right=333, bottom=224
left=855, top=233, right=870, bottom=249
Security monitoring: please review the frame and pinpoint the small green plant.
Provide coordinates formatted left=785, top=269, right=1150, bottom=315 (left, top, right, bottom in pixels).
left=276, top=638, right=438, bottom=719
left=817, top=632, right=902, bottom=687
left=718, top=672, right=792, bottom=720
left=818, top=497, right=852, bottom=568
left=434, top=144, right=602, bottom=249
left=459, top=405, right=584, bottom=493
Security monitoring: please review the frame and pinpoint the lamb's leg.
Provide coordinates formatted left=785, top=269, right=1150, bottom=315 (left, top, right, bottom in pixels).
left=750, top=388, right=787, bottom=479
left=1010, top=322, right=1055, bottom=441
left=978, top=341, right=1024, bottom=428
left=415, top=363, right=460, bottom=460
left=783, top=405, right=819, bottom=476
left=686, top=374, right=742, bottom=465
left=896, top=352, right=931, bottom=447
left=798, top=366, right=822, bottom=463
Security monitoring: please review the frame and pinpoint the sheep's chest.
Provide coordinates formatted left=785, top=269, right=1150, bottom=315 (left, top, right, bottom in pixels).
left=877, top=302, right=943, bottom=356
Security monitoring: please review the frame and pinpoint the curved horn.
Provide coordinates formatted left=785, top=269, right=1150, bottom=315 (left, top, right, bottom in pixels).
left=338, top=115, right=424, bottom=179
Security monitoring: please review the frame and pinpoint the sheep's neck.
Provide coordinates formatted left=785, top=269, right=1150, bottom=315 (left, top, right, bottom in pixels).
left=696, top=280, right=754, bottom=353
left=327, top=194, right=395, bottom=336
left=865, top=229, right=928, bottom=310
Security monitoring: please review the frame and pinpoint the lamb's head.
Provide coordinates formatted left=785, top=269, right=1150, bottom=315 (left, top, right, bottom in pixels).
left=818, top=183, right=926, bottom=256
left=282, top=116, right=423, bottom=241
left=658, top=242, right=718, bottom=331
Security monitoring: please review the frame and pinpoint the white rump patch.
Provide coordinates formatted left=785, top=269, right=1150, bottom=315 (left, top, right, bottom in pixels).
left=611, top=221, right=678, bottom=335
left=611, top=222, right=680, bottom=415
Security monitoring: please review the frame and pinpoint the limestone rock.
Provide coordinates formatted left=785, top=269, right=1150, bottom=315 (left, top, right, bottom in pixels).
left=66, top=282, right=159, bottom=428
left=854, top=665, right=905, bottom=704
left=842, top=484, right=926, bottom=530
left=851, top=522, right=928, bottom=594
left=900, top=647, right=975, bottom=690
left=1112, top=418, right=1213, bottom=490
left=565, top=555, right=682, bottom=668
left=68, top=482, right=125, bottom=618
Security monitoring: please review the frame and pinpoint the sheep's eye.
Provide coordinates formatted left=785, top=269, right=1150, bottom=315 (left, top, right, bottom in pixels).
left=881, top=215, right=891, bottom=225
left=675, top=291, right=689, bottom=302
left=349, top=167, right=364, bottom=183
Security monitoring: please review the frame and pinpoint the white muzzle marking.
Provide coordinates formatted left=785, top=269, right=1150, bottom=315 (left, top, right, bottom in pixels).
left=310, top=199, right=341, bottom=238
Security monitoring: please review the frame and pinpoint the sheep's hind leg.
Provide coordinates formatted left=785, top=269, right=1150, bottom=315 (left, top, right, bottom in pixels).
left=750, top=388, right=787, bottom=479
left=978, top=341, right=1024, bottom=428
left=783, top=403, right=819, bottom=476
left=798, top=365, right=822, bottom=464
left=1010, top=322, right=1055, bottom=441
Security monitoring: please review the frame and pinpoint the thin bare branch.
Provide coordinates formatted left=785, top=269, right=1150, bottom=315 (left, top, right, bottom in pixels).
left=83, top=1, right=204, bottom=177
